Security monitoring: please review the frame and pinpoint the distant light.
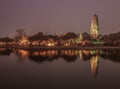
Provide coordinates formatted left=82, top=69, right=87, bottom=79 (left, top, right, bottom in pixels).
left=47, top=42, right=55, bottom=46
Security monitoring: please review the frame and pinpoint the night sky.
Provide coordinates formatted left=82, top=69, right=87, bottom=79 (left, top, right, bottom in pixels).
left=0, top=0, right=120, bottom=37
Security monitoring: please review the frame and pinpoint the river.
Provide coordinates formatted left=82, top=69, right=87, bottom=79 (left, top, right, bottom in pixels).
left=0, top=48, right=120, bottom=89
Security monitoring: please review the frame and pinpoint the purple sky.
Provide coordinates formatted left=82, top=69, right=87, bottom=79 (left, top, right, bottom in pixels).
left=0, top=0, right=120, bottom=37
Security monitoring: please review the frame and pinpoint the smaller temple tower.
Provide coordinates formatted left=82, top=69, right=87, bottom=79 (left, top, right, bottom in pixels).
left=90, top=14, right=100, bottom=39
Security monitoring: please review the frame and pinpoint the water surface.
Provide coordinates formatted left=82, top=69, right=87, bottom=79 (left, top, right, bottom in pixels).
left=0, top=48, right=120, bottom=89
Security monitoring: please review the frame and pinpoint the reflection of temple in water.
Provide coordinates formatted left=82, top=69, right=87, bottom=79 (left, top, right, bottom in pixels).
left=14, top=49, right=29, bottom=63
left=78, top=50, right=100, bottom=77
left=28, top=50, right=59, bottom=63
left=90, top=55, right=99, bottom=77
left=28, top=50, right=78, bottom=63
left=0, top=48, right=12, bottom=56
left=101, top=49, right=120, bottom=63
left=78, top=50, right=83, bottom=60
left=1, top=48, right=120, bottom=77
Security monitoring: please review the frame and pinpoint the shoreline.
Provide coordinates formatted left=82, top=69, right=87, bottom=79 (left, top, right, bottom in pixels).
left=0, top=45, right=120, bottom=50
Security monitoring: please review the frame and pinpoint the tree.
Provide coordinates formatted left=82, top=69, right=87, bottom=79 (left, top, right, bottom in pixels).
left=82, top=32, right=91, bottom=41
left=14, top=29, right=27, bottom=44
left=61, top=32, right=77, bottom=40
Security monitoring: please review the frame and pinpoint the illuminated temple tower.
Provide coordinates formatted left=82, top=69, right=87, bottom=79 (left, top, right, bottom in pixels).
left=90, top=14, right=100, bottom=39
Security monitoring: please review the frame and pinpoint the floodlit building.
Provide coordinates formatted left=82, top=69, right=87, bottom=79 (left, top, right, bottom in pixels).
left=19, top=35, right=30, bottom=45
left=76, top=33, right=83, bottom=44
left=90, top=14, right=100, bottom=39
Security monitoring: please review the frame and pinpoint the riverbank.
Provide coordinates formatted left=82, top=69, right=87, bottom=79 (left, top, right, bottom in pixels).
left=0, top=45, right=120, bottom=50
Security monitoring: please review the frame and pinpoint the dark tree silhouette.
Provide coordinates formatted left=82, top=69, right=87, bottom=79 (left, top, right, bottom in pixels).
left=14, top=29, right=27, bottom=44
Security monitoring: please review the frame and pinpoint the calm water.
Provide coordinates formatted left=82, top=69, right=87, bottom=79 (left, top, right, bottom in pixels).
left=0, top=48, right=120, bottom=89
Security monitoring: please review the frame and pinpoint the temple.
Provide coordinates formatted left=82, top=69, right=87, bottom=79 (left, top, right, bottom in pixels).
left=90, top=14, right=100, bottom=39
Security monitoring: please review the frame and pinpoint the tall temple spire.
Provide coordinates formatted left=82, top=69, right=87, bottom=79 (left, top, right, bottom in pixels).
left=90, top=14, right=99, bottom=39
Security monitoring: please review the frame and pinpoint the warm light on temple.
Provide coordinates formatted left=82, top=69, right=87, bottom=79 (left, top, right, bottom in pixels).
left=18, top=35, right=30, bottom=45
left=47, top=42, right=55, bottom=46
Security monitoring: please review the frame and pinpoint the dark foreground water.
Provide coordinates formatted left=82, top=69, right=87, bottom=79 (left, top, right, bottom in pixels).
left=0, top=48, right=120, bottom=89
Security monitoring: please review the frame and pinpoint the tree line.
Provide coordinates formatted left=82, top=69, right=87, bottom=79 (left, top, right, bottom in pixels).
left=0, top=29, right=120, bottom=46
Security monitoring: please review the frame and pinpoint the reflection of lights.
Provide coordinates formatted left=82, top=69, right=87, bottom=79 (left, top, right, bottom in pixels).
left=90, top=55, right=99, bottom=77
left=18, top=50, right=29, bottom=57
left=79, top=50, right=83, bottom=60
left=0, top=42, right=6, bottom=45
left=32, top=51, right=47, bottom=56
left=90, top=50, right=97, bottom=55
left=64, top=50, right=68, bottom=54
left=100, top=50, right=103, bottom=54
left=50, top=50, right=57, bottom=55
left=90, top=50, right=103, bottom=55
left=0, top=48, right=7, bottom=51
left=61, top=50, right=77, bottom=56
left=82, top=50, right=90, bottom=55
left=32, top=50, right=58, bottom=56
left=40, top=51, right=47, bottom=56
left=47, top=50, right=58, bottom=56
left=33, top=52, right=39, bottom=56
